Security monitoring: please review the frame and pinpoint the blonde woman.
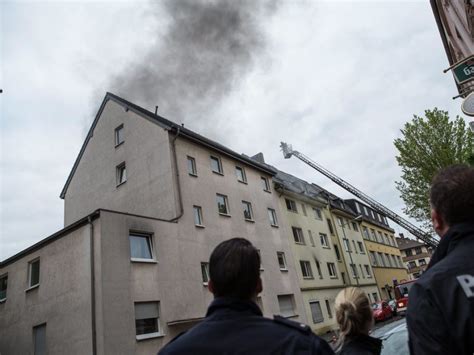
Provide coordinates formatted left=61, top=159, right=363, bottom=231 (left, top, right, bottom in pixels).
left=334, top=287, right=382, bottom=355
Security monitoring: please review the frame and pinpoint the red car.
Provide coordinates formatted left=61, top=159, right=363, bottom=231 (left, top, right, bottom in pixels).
left=372, top=301, right=393, bottom=322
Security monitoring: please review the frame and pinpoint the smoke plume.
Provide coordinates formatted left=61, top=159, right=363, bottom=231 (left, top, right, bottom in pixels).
left=110, top=0, right=278, bottom=126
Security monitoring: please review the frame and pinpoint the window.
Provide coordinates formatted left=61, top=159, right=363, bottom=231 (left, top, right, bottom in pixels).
left=363, top=205, right=368, bottom=215
left=116, top=162, right=127, bottom=186
left=372, top=293, right=379, bottom=302
left=285, top=198, right=298, bottom=213
left=362, top=226, right=369, bottom=239
left=419, top=258, right=426, bottom=266
left=368, top=252, right=376, bottom=266
left=408, top=261, right=417, bottom=269
left=350, top=264, right=358, bottom=278
left=334, top=245, right=341, bottom=261
left=300, top=260, right=313, bottom=279
left=359, top=264, right=364, bottom=278
left=341, top=272, right=346, bottom=285
left=357, top=241, right=365, bottom=254
left=315, top=259, right=323, bottom=279
left=378, top=231, right=384, bottom=243
left=352, top=222, right=359, bottom=231
left=370, top=229, right=377, bottom=241
left=257, top=250, right=264, bottom=271
left=327, top=219, right=334, bottom=235
left=365, top=265, right=372, bottom=277
left=346, top=219, right=351, bottom=230
left=278, top=295, right=296, bottom=318
left=235, top=166, right=247, bottom=183
left=187, top=156, right=197, bottom=176
left=391, top=255, right=397, bottom=267
left=313, top=207, right=322, bottom=220
left=33, top=324, right=46, bottom=355
left=292, top=227, right=305, bottom=244
left=201, top=262, right=210, bottom=284
left=377, top=252, right=385, bottom=267
left=210, top=156, right=223, bottom=174
left=320, top=233, right=329, bottom=248
left=352, top=240, right=358, bottom=253
left=216, top=194, right=230, bottom=215
left=325, top=300, right=333, bottom=318
left=301, top=204, right=307, bottom=216
left=28, top=259, right=40, bottom=288
left=268, top=208, right=278, bottom=226
left=308, top=230, right=315, bottom=246
left=129, top=233, right=154, bottom=261
left=0, top=274, right=7, bottom=301
left=343, top=239, right=351, bottom=252
left=415, top=247, right=422, bottom=255
left=337, top=217, right=343, bottom=227
left=261, top=177, right=270, bottom=192
left=134, top=302, right=161, bottom=339
left=277, top=252, right=287, bottom=270
left=115, top=124, right=124, bottom=146
left=310, top=301, right=324, bottom=323
left=242, top=201, right=254, bottom=221
left=397, top=256, right=403, bottom=267
left=385, top=253, right=392, bottom=267
left=193, top=206, right=204, bottom=226
left=406, top=249, right=413, bottom=257
left=327, top=263, right=337, bottom=278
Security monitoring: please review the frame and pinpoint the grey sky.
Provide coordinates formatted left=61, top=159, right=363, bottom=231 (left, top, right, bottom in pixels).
left=0, top=0, right=466, bottom=260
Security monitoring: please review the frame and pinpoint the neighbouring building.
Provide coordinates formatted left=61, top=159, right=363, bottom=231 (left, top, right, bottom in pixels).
left=431, top=0, right=474, bottom=95
left=396, top=234, right=433, bottom=280
left=345, top=200, right=408, bottom=300
left=0, top=93, right=306, bottom=354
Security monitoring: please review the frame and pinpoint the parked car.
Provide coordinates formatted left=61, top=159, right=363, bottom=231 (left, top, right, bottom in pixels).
left=372, top=318, right=408, bottom=355
left=372, top=301, right=393, bottom=322
left=388, top=299, right=398, bottom=316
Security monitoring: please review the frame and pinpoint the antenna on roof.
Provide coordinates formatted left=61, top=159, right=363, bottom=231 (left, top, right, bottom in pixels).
left=155, top=106, right=159, bottom=115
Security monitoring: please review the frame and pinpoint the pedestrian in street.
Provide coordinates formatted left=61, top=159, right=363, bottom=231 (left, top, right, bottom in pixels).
left=158, top=237, right=334, bottom=355
left=407, top=164, right=474, bottom=355
left=334, top=287, right=382, bottom=355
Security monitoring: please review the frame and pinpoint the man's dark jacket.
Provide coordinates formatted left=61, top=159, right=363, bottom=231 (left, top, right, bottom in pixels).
left=407, top=222, right=474, bottom=355
left=158, top=297, right=334, bottom=355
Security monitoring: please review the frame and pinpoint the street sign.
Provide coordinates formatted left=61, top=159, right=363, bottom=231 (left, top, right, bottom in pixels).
left=461, top=92, right=474, bottom=117
left=451, top=55, right=474, bottom=85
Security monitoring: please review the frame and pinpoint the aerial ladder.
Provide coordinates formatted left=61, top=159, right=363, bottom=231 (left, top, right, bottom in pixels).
left=280, top=142, right=438, bottom=248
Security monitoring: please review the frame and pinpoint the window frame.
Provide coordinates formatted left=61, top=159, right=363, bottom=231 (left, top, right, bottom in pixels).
left=285, top=198, right=298, bottom=213
left=343, top=239, right=351, bottom=252
left=357, top=241, right=365, bottom=254
left=216, top=194, right=230, bottom=216
left=27, top=258, right=40, bottom=290
left=187, top=156, right=197, bottom=177
left=115, top=124, right=124, bottom=147
left=309, top=301, right=324, bottom=324
left=300, top=260, right=314, bottom=279
left=313, top=207, right=323, bottom=220
left=33, top=323, right=47, bottom=355
left=334, top=244, right=341, bottom=261
left=261, top=176, right=271, bottom=192
left=365, top=264, right=372, bottom=277
left=292, top=227, right=305, bottom=244
left=352, top=222, right=359, bottom=232
left=134, top=301, right=163, bottom=340
left=0, top=273, right=7, bottom=302
left=242, top=201, right=254, bottom=221
left=325, top=299, right=333, bottom=318
left=277, top=252, right=288, bottom=271
left=327, top=219, right=335, bottom=235
left=129, top=232, right=156, bottom=263
left=193, top=205, right=204, bottom=227
left=235, top=166, right=247, bottom=183
left=201, top=262, right=210, bottom=285
left=319, top=233, right=330, bottom=248
left=210, top=155, right=224, bottom=175
left=267, top=208, right=278, bottom=227
left=327, top=262, right=337, bottom=278
left=277, top=294, right=297, bottom=318
left=116, top=162, right=127, bottom=186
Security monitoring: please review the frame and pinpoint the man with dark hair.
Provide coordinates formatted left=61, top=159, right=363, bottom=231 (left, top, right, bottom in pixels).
left=159, top=238, right=334, bottom=354
left=407, top=165, right=474, bottom=355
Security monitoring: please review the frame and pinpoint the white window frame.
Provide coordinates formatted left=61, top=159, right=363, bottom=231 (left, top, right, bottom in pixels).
left=315, top=259, right=323, bottom=279
left=327, top=262, right=337, bottom=278
left=268, top=208, right=278, bottom=227
left=285, top=199, right=298, bottom=213
left=129, top=232, right=156, bottom=263
left=352, top=222, right=359, bottom=231
left=334, top=244, right=342, bottom=261
left=115, top=124, right=124, bottom=146
left=27, top=258, right=40, bottom=290
left=134, top=301, right=163, bottom=340
left=300, top=260, right=314, bottom=279
left=242, top=201, right=254, bottom=221
left=0, top=273, right=7, bottom=302
left=33, top=323, right=47, bottom=354
left=187, top=156, right=197, bottom=176
left=350, top=263, right=358, bottom=278
left=309, top=301, right=324, bottom=324
left=201, top=262, right=210, bottom=285
left=210, top=156, right=223, bottom=174
left=365, top=264, right=372, bottom=277
left=278, top=294, right=296, bottom=318
left=235, top=166, right=247, bottom=183
left=343, top=239, right=351, bottom=252
left=325, top=299, right=333, bottom=318
left=116, top=162, right=127, bottom=186
left=216, top=194, right=230, bottom=216
left=359, top=264, right=364, bottom=278
left=319, top=233, right=330, bottom=248
left=357, top=241, right=365, bottom=254
left=313, top=207, right=323, bottom=220
left=301, top=204, right=307, bottom=216
left=193, top=206, right=204, bottom=227
left=277, top=252, right=288, bottom=271
left=292, top=227, right=305, bottom=244
left=337, top=217, right=343, bottom=227
left=308, top=230, right=315, bottom=247
left=261, top=176, right=271, bottom=192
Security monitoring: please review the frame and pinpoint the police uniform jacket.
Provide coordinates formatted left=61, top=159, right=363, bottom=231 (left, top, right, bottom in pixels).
left=158, top=297, right=334, bottom=355
left=407, top=222, right=474, bottom=355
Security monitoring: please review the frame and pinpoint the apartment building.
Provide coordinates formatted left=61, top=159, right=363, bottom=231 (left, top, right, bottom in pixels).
left=0, top=93, right=305, bottom=354
left=396, top=234, right=433, bottom=280
left=345, top=200, right=408, bottom=300
left=270, top=169, right=349, bottom=335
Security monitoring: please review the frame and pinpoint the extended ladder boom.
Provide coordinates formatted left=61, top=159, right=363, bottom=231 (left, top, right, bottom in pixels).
left=280, top=142, right=438, bottom=248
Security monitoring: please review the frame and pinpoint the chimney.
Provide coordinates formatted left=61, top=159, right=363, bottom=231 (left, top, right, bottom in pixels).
left=251, top=152, right=265, bottom=163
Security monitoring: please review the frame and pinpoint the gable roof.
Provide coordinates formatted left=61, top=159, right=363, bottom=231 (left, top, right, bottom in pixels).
left=60, top=92, right=276, bottom=199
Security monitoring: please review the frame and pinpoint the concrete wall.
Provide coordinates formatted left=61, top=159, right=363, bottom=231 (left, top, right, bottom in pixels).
left=0, top=223, right=95, bottom=355
left=64, top=100, right=178, bottom=226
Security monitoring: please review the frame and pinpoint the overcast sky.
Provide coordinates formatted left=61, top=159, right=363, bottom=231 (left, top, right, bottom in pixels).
left=1, top=0, right=468, bottom=260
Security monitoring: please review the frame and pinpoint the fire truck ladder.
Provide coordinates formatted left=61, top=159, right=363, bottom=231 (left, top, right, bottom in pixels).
left=280, top=142, right=438, bottom=248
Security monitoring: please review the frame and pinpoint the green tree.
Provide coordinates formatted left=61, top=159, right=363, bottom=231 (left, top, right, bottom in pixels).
left=394, top=108, right=474, bottom=229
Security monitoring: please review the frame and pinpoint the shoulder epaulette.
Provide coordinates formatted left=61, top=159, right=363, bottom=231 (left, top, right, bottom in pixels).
left=273, top=315, right=311, bottom=334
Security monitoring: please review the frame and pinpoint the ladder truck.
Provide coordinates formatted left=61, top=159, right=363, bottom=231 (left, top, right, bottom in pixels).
left=280, top=142, right=438, bottom=248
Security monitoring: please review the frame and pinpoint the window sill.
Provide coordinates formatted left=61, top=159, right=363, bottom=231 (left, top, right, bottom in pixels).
left=270, top=224, right=279, bottom=228
left=238, top=180, right=248, bottom=184
left=303, top=276, right=314, bottom=280
left=131, top=258, right=158, bottom=264
left=263, top=189, right=271, bottom=194
left=322, top=246, right=330, bottom=249
left=115, top=141, right=124, bottom=148
left=0, top=298, right=6, bottom=303
left=116, top=181, right=127, bottom=188
left=25, top=284, right=39, bottom=293
left=283, top=314, right=299, bottom=319
left=244, top=219, right=255, bottom=223
left=195, top=224, right=205, bottom=228
left=188, top=173, right=198, bottom=178
left=203, top=282, right=209, bottom=287
left=219, top=213, right=231, bottom=217
left=212, top=171, right=224, bottom=176
left=136, top=332, right=165, bottom=341
left=329, top=276, right=338, bottom=279
left=280, top=268, right=288, bottom=272
left=295, top=242, right=305, bottom=245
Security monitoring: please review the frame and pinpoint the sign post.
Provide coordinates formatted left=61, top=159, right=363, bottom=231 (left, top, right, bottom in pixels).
left=444, top=55, right=474, bottom=85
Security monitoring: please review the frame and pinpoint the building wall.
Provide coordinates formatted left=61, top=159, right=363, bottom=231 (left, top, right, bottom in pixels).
left=64, top=100, right=178, bottom=226
left=400, top=245, right=432, bottom=280
left=0, top=223, right=95, bottom=355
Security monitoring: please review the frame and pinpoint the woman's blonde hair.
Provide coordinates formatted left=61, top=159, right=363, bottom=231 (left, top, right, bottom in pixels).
left=335, top=287, right=373, bottom=345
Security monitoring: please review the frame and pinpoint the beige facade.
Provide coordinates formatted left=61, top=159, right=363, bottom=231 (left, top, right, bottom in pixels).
left=396, top=235, right=433, bottom=281
left=1, top=94, right=305, bottom=354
